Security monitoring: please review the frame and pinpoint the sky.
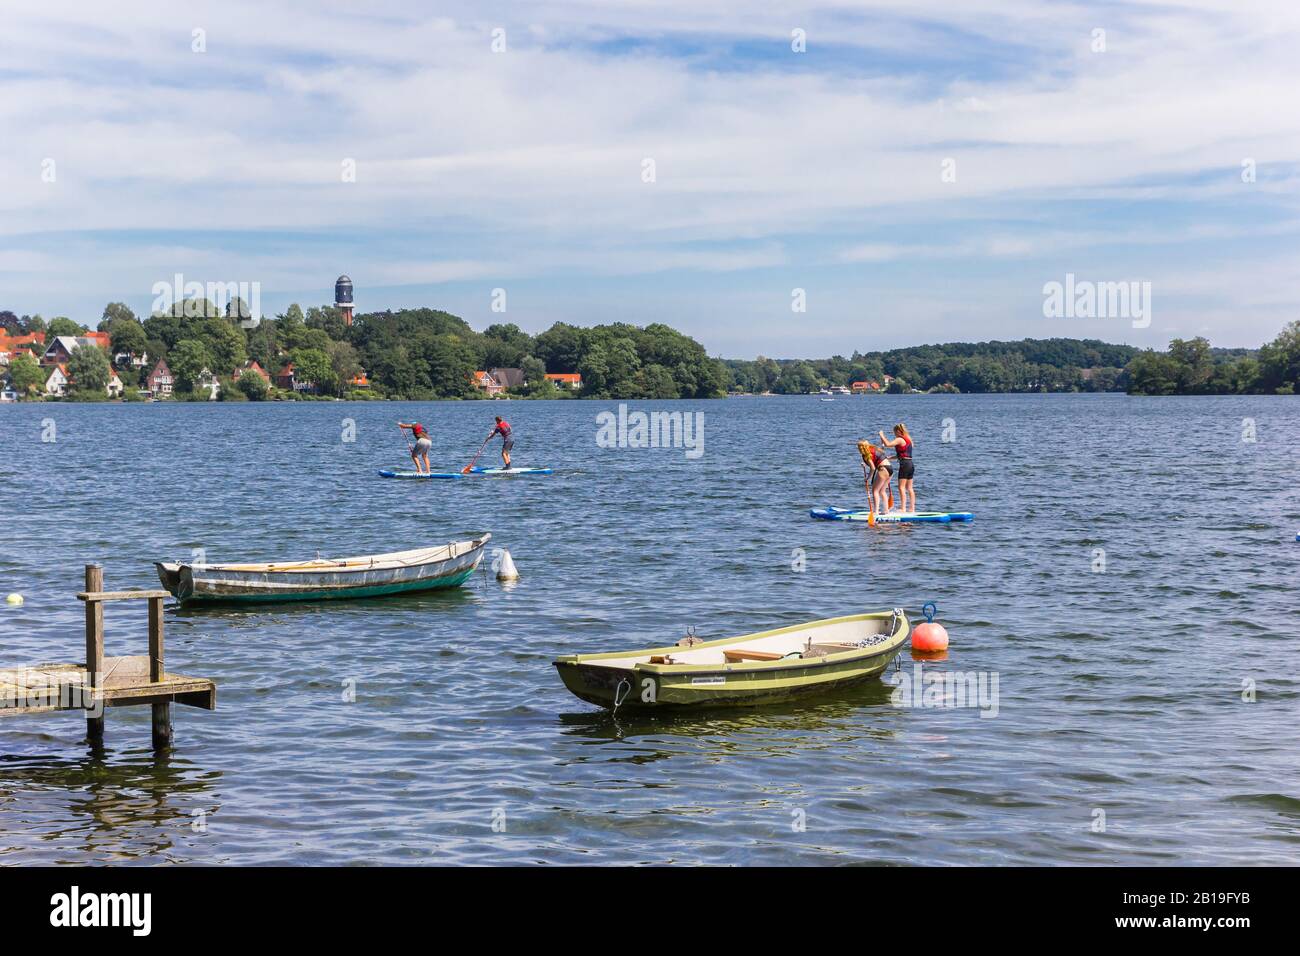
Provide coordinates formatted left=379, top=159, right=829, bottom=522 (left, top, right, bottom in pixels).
left=1, top=0, right=1298, bottom=358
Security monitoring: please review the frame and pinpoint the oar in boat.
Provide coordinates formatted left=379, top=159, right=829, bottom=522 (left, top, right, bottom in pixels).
left=461, top=435, right=492, bottom=474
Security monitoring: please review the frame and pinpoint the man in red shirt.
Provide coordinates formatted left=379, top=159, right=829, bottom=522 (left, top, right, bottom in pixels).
left=398, top=421, right=432, bottom=474
left=488, top=416, right=513, bottom=470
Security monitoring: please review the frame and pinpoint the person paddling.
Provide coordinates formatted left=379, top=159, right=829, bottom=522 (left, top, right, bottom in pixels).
left=488, top=416, right=514, bottom=470
left=398, top=421, right=432, bottom=475
left=857, top=440, right=893, bottom=515
left=879, top=423, right=915, bottom=513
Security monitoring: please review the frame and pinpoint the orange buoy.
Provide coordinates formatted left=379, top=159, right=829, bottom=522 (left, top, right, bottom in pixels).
left=912, top=602, right=949, bottom=652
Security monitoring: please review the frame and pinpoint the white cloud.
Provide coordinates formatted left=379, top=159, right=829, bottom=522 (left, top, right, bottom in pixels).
left=1, top=1, right=1297, bottom=351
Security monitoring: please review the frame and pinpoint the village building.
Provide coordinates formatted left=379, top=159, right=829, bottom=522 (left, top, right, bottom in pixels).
left=41, top=333, right=110, bottom=367
left=275, top=362, right=317, bottom=393
left=113, top=347, right=150, bottom=369
left=471, top=370, right=501, bottom=395
left=471, top=367, right=525, bottom=395
left=196, top=368, right=221, bottom=400
left=44, top=364, right=70, bottom=397
left=0, top=331, right=46, bottom=360
left=146, top=358, right=174, bottom=397
left=544, top=373, right=583, bottom=390
left=489, top=367, right=525, bottom=390
left=232, top=360, right=271, bottom=384
left=0, top=371, right=17, bottom=402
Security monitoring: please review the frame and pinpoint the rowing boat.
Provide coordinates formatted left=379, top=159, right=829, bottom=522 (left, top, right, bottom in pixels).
left=154, top=536, right=489, bottom=605
left=553, top=610, right=908, bottom=710
left=811, top=507, right=974, bottom=523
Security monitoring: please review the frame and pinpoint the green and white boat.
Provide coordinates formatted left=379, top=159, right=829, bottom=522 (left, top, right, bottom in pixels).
left=554, top=610, right=908, bottom=710
left=154, top=535, right=489, bottom=605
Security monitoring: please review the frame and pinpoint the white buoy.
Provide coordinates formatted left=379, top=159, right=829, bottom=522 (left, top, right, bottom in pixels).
left=5, top=593, right=23, bottom=606
left=496, top=550, right=520, bottom=581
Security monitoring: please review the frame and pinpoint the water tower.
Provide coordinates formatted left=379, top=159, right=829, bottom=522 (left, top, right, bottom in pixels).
left=335, top=275, right=354, bottom=326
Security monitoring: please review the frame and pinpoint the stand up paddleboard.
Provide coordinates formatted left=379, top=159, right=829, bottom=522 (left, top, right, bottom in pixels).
left=379, top=467, right=553, bottom=479
left=810, top=507, right=974, bottom=523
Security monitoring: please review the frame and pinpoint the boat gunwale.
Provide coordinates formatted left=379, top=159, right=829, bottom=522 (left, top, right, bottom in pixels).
left=156, top=534, right=490, bottom=576
left=554, top=611, right=908, bottom=675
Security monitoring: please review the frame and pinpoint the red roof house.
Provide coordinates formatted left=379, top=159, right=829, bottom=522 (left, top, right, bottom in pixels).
left=233, top=360, right=271, bottom=384
left=146, top=358, right=174, bottom=395
left=544, top=373, right=583, bottom=389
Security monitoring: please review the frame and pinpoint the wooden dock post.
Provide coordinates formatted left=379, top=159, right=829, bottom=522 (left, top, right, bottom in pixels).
left=84, top=563, right=105, bottom=745
left=148, top=594, right=171, bottom=748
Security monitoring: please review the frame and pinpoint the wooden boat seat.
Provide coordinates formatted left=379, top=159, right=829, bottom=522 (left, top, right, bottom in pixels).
left=723, top=649, right=785, bottom=663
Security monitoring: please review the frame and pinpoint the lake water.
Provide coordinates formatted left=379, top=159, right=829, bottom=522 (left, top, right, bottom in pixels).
left=0, top=394, right=1296, bottom=865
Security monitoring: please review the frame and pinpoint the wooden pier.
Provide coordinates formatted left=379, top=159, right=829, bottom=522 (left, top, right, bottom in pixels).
left=0, top=564, right=215, bottom=748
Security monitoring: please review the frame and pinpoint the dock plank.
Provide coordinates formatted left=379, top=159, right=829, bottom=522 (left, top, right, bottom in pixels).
left=0, top=663, right=215, bottom=716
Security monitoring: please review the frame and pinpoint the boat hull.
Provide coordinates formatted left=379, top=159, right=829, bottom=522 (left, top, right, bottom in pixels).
left=154, top=536, right=488, bottom=605
left=554, top=611, right=908, bottom=710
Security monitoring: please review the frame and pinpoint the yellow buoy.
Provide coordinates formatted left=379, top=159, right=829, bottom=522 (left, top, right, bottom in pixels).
left=5, top=593, right=23, bottom=606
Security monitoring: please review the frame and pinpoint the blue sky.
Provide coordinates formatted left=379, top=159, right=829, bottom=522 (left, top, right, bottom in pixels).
left=2, top=1, right=1297, bottom=357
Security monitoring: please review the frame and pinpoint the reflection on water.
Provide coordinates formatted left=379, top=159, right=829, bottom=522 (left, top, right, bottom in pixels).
left=557, top=676, right=904, bottom=746
left=0, top=745, right=220, bottom=864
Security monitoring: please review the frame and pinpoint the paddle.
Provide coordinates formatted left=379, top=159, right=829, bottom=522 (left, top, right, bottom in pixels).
left=857, top=441, right=877, bottom=527
left=859, top=460, right=877, bottom=526
left=399, top=424, right=414, bottom=458
left=868, top=468, right=877, bottom=527
left=461, top=434, right=491, bottom=474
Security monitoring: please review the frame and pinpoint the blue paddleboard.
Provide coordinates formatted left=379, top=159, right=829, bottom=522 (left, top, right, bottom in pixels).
left=469, top=466, right=553, bottom=476
left=810, top=507, right=974, bottom=523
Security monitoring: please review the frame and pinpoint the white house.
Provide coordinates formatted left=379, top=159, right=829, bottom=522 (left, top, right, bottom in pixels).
left=0, top=372, right=17, bottom=402
left=45, top=363, right=69, bottom=397
left=113, top=348, right=149, bottom=369
left=196, top=368, right=221, bottom=401
left=107, top=370, right=124, bottom=398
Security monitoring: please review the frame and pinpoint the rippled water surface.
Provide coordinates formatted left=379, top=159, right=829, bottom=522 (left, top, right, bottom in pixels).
left=1, top=395, right=1297, bottom=865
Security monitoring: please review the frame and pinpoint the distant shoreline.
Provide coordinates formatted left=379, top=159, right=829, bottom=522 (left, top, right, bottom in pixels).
left=15, top=391, right=1295, bottom=409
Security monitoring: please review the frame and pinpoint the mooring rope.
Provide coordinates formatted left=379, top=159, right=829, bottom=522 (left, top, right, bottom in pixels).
left=612, top=678, right=631, bottom=715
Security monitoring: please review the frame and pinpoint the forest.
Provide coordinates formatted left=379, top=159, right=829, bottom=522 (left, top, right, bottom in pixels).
left=1, top=301, right=728, bottom=401
left=725, top=337, right=1140, bottom=394
left=4, top=303, right=1297, bottom=399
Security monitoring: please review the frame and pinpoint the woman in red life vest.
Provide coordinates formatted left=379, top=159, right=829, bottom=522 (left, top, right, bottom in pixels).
left=858, top=440, right=893, bottom=514
left=489, top=416, right=513, bottom=470
left=879, top=423, right=915, bottom=513
left=398, top=421, right=432, bottom=474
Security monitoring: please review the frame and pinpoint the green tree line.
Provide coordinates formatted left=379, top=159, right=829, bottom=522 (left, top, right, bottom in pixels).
left=2, top=303, right=728, bottom=400
left=1126, top=322, right=1300, bottom=395
left=7, top=305, right=1296, bottom=400
left=725, top=338, right=1140, bottom=394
